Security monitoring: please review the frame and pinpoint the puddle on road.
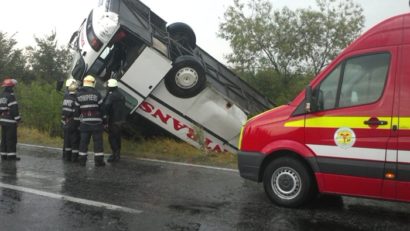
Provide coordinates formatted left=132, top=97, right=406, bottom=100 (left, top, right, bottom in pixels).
left=168, top=201, right=229, bottom=215
left=166, top=222, right=201, bottom=231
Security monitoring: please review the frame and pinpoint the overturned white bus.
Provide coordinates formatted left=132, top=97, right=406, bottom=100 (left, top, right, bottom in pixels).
left=62, top=0, right=274, bottom=153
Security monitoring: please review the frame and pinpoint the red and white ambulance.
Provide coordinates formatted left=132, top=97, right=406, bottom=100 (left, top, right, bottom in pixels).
left=238, top=12, right=410, bottom=207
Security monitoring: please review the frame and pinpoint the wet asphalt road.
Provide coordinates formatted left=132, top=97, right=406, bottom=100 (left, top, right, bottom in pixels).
left=0, top=144, right=410, bottom=231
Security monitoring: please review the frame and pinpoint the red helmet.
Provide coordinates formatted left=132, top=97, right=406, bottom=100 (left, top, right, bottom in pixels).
left=1, top=78, right=17, bottom=87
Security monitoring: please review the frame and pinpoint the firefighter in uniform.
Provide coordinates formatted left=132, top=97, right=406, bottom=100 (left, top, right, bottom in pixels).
left=0, top=78, right=21, bottom=161
left=75, top=75, right=106, bottom=166
left=103, top=79, right=126, bottom=162
left=61, top=78, right=80, bottom=162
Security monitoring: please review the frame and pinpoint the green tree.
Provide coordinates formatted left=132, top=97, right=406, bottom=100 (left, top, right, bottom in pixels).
left=219, top=0, right=364, bottom=104
left=0, top=31, right=71, bottom=136
left=239, top=68, right=312, bottom=105
left=0, top=32, right=27, bottom=80
left=25, top=31, right=72, bottom=83
left=297, top=0, right=364, bottom=75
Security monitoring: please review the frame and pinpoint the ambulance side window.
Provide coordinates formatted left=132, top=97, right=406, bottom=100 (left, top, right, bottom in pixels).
left=315, top=53, right=389, bottom=111
left=318, top=65, right=341, bottom=110
left=339, top=53, right=389, bottom=107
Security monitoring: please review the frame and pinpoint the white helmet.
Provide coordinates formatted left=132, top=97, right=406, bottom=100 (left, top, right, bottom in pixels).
left=83, top=75, right=96, bottom=87
left=107, top=79, right=118, bottom=88
left=65, top=78, right=78, bottom=91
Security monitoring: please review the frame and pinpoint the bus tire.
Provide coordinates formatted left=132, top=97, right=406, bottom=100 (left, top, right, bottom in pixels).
left=165, top=56, right=206, bottom=98
left=263, top=156, right=317, bottom=208
left=167, top=22, right=196, bottom=51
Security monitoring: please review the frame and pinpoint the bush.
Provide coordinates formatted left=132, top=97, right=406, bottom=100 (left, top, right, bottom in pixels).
left=15, top=82, right=63, bottom=136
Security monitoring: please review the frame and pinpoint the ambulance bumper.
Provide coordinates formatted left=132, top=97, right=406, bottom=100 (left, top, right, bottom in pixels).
left=237, top=151, right=265, bottom=182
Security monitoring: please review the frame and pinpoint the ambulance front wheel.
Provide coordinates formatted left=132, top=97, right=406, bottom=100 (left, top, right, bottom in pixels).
left=263, top=156, right=317, bottom=208
left=165, top=56, right=206, bottom=98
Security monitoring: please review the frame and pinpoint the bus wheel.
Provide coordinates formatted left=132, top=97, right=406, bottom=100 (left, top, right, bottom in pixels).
left=165, top=56, right=206, bottom=98
left=167, top=22, right=196, bottom=51
left=263, top=156, right=317, bottom=208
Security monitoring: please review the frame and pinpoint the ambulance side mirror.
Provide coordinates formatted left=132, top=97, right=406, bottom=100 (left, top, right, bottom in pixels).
left=305, top=86, right=319, bottom=113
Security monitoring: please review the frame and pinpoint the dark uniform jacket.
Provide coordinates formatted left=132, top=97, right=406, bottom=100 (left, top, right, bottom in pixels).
left=103, top=88, right=126, bottom=125
left=75, top=87, right=105, bottom=131
left=0, top=88, right=21, bottom=125
left=61, top=92, right=80, bottom=128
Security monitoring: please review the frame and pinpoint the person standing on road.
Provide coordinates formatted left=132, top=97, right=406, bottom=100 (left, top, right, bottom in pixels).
left=61, top=78, right=80, bottom=162
left=75, top=75, right=106, bottom=167
left=0, top=78, right=21, bottom=161
left=103, top=79, right=127, bottom=162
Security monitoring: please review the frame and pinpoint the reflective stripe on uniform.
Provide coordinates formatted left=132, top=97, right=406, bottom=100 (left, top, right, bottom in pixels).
left=80, top=104, right=99, bottom=109
left=81, top=118, right=102, bottom=122
left=8, top=101, right=17, bottom=107
left=94, top=153, right=104, bottom=156
left=63, top=108, right=75, bottom=112
left=0, top=118, right=17, bottom=123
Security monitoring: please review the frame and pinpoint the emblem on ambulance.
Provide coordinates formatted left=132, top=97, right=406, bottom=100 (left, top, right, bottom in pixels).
left=334, top=127, right=356, bottom=148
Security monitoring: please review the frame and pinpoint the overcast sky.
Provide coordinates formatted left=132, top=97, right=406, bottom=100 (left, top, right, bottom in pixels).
left=0, top=0, right=408, bottom=62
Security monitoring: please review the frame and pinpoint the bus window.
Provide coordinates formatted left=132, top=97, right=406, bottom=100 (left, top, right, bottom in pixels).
left=88, top=29, right=146, bottom=81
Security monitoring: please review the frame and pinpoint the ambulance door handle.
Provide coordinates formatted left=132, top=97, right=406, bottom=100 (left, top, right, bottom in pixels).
left=364, top=119, right=387, bottom=126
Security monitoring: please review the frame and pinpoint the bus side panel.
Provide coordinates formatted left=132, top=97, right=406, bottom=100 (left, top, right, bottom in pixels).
left=121, top=47, right=172, bottom=97
left=136, top=97, right=237, bottom=153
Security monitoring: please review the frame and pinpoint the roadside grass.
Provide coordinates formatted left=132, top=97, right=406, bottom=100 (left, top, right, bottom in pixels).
left=17, top=127, right=238, bottom=169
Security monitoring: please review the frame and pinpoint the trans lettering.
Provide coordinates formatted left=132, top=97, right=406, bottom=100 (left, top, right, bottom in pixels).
left=139, top=101, right=227, bottom=153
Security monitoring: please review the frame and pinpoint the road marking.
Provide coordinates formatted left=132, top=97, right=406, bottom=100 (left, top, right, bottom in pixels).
left=19, top=143, right=62, bottom=151
left=0, top=182, right=142, bottom=214
left=137, top=158, right=238, bottom=173
left=18, top=143, right=239, bottom=173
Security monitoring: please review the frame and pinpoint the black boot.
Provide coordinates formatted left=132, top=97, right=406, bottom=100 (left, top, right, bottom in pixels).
left=79, top=155, right=87, bottom=166
left=107, top=154, right=115, bottom=162
left=8, top=155, right=20, bottom=161
left=114, top=151, right=121, bottom=162
left=72, top=153, right=79, bottom=162
left=65, top=151, right=72, bottom=162
left=107, top=151, right=120, bottom=163
left=95, top=156, right=106, bottom=167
